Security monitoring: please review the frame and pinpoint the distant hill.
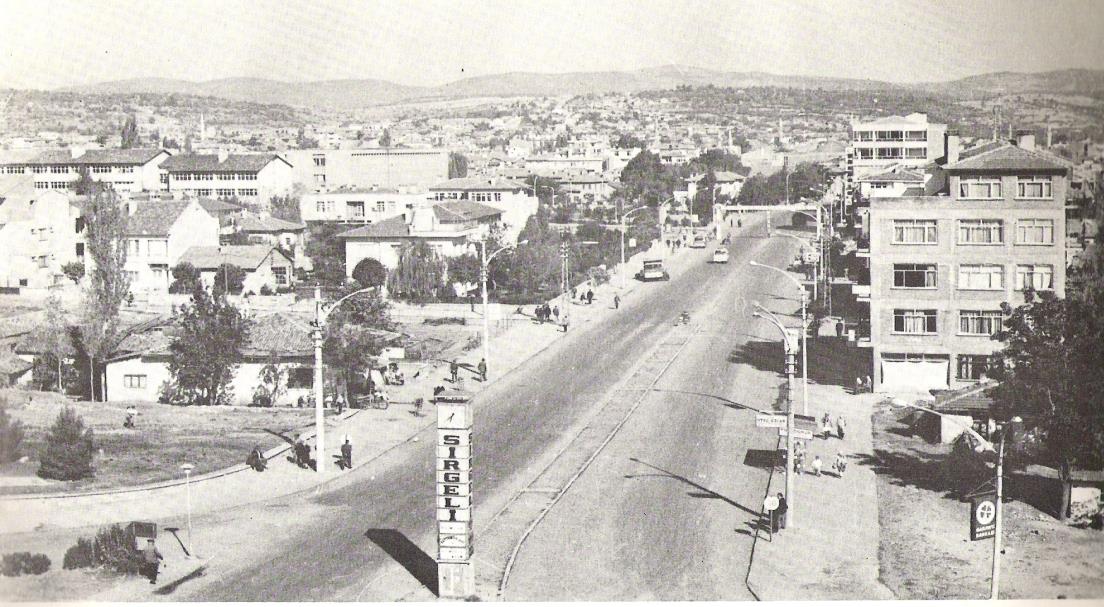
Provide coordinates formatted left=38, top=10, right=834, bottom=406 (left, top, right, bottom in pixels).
left=62, top=66, right=1104, bottom=109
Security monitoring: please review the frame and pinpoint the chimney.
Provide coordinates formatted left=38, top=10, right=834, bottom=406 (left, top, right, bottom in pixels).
left=1015, top=130, right=1035, bottom=151
left=217, top=148, right=229, bottom=163
left=945, top=131, right=960, bottom=165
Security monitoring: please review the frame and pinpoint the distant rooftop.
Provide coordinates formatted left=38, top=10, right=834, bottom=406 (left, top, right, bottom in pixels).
left=162, top=153, right=290, bottom=172
left=944, top=143, right=1070, bottom=173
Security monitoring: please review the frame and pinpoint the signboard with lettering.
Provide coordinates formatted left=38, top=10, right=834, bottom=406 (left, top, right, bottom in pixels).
left=778, top=427, right=815, bottom=440
left=437, top=400, right=474, bottom=598
left=794, top=414, right=818, bottom=433
left=970, top=493, right=997, bottom=541
left=756, top=414, right=787, bottom=428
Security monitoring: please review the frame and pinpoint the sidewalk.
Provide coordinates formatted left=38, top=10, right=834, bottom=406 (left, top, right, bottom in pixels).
left=0, top=236, right=708, bottom=536
left=746, top=381, right=895, bottom=600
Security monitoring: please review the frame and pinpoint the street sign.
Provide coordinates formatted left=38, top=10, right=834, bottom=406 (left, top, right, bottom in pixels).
left=756, top=413, right=787, bottom=428
left=794, top=414, right=818, bottom=433
left=763, top=495, right=779, bottom=512
left=778, top=427, right=814, bottom=440
left=971, top=493, right=998, bottom=541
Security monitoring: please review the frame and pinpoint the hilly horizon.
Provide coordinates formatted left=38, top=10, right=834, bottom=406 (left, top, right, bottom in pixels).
left=47, top=65, right=1104, bottom=110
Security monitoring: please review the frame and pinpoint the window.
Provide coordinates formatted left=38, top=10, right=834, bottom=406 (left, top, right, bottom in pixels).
left=855, top=148, right=874, bottom=160
left=1016, top=219, right=1054, bottom=244
left=119, top=166, right=133, bottom=173
left=892, top=219, right=937, bottom=244
left=75, top=243, right=84, bottom=257
left=32, top=166, right=47, bottom=174
left=50, top=165, right=68, bottom=174
left=3, top=166, right=24, bottom=174
left=855, top=131, right=875, bottom=142
left=237, top=188, right=257, bottom=197
left=958, top=265, right=1003, bottom=290
left=1016, top=175, right=1052, bottom=199
left=219, top=173, right=234, bottom=181
left=959, top=310, right=1003, bottom=336
left=128, top=239, right=142, bottom=257
left=375, top=201, right=386, bottom=213
left=51, top=182, right=70, bottom=189
left=904, top=130, right=927, bottom=141
left=1016, top=264, right=1053, bottom=291
left=315, top=200, right=334, bottom=214
left=313, top=155, right=326, bottom=167
left=273, top=266, right=288, bottom=286
left=123, top=374, right=147, bottom=389
left=91, top=166, right=110, bottom=174
left=494, top=192, right=502, bottom=202
left=216, top=188, right=235, bottom=197
left=347, top=201, right=365, bottom=218
left=876, top=147, right=904, bottom=159
left=892, top=264, right=936, bottom=288
left=196, top=189, right=212, bottom=196
left=893, top=309, right=937, bottom=334
left=957, top=355, right=990, bottom=381
left=148, top=239, right=167, bottom=257
left=905, top=147, right=927, bottom=159
left=34, top=182, right=49, bottom=189
left=959, top=176, right=1002, bottom=199
left=958, top=219, right=1003, bottom=244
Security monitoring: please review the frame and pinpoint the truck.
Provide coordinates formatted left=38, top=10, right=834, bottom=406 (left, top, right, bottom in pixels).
left=635, top=259, right=670, bottom=281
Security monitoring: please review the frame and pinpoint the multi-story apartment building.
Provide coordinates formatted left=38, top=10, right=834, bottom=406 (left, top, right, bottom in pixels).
left=162, top=151, right=294, bottom=207
left=0, top=175, right=84, bottom=289
left=524, top=155, right=606, bottom=176
left=428, top=177, right=538, bottom=243
left=0, top=148, right=171, bottom=193
left=284, top=148, right=448, bottom=191
left=867, top=134, right=1068, bottom=392
left=299, top=187, right=429, bottom=225
left=845, top=113, right=946, bottom=218
left=122, top=199, right=220, bottom=294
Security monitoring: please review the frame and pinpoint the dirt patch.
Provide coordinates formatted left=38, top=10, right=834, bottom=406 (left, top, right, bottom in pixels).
left=870, top=403, right=1104, bottom=600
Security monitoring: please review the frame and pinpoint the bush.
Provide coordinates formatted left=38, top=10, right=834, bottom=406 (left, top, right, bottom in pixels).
left=0, top=401, right=25, bottom=464
left=63, top=537, right=95, bottom=570
left=352, top=257, right=387, bottom=289
left=1, top=552, right=51, bottom=577
left=423, top=317, right=466, bottom=325
left=259, top=285, right=274, bottom=296
left=587, top=266, right=610, bottom=286
left=37, top=406, right=95, bottom=481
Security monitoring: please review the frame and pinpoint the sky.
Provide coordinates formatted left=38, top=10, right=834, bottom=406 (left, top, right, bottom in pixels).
left=1, top=0, right=1102, bottom=90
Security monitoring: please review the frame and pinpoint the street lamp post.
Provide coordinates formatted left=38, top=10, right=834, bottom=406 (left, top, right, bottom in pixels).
left=620, top=205, right=648, bottom=292
left=749, top=261, right=809, bottom=416
left=752, top=304, right=795, bottom=529
left=180, top=463, right=194, bottom=556
left=479, top=239, right=526, bottom=379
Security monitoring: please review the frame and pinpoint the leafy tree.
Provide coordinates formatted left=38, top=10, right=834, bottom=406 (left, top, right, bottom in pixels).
left=211, top=263, right=246, bottom=296
left=253, top=352, right=287, bottom=407
left=61, top=261, right=84, bottom=284
left=120, top=115, right=138, bottom=149
left=73, top=167, right=95, bottom=196
left=32, top=295, right=73, bottom=392
left=386, top=241, right=447, bottom=301
left=164, top=283, right=249, bottom=406
left=77, top=182, right=129, bottom=401
left=305, top=223, right=349, bottom=286
left=619, top=150, right=681, bottom=207
left=615, top=133, right=646, bottom=149
left=169, top=262, right=201, bottom=294
left=0, top=399, right=25, bottom=464
left=270, top=193, right=302, bottom=223
left=323, top=285, right=395, bottom=402
left=447, top=253, right=481, bottom=289
left=37, top=407, right=94, bottom=481
left=351, top=257, right=387, bottom=289
left=691, top=170, right=719, bottom=224
left=448, top=152, right=469, bottom=179
left=378, top=129, right=392, bottom=148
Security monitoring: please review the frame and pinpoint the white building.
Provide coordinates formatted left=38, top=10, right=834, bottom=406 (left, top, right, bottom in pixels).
left=525, top=155, right=606, bottom=176
left=0, top=148, right=171, bottom=193
left=122, top=199, right=220, bottom=294
left=284, top=148, right=448, bottom=191
left=849, top=113, right=947, bottom=175
left=300, top=187, right=430, bottom=225
left=0, top=175, right=84, bottom=289
left=162, top=151, right=294, bottom=207
left=179, top=244, right=296, bottom=294
left=428, top=177, right=537, bottom=243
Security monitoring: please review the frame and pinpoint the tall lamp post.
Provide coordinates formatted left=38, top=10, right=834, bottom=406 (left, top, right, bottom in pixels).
left=752, top=304, right=795, bottom=528
left=478, top=239, right=527, bottom=379
left=180, top=463, right=194, bottom=556
left=311, top=286, right=377, bottom=473
left=749, top=261, right=809, bottom=416
left=620, top=205, right=648, bottom=292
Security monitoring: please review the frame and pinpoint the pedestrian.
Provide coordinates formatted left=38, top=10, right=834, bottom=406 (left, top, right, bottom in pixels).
left=124, top=405, right=137, bottom=429
left=340, top=436, right=353, bottom=470
left=586, top=289, right=594, bottom=305
left=763, top=494, right=780, bottom=535
left=552, top=305, right=560, bottom=321
left=247, top=445, right=267, bottom=472
left=469, top=294, right=476, bottom=312
left=543, top=303, right=552, bottom=320
left=834, top=452, right=847, bottom=477
left=865, top=375, right=873, bottom=392
left=812, top=455, right=823, bottom=476
left=477, top=358, right=487, bottom=382
left=614, top=294, right=621, bottom=309
left=737, top=218, right=743, bottom=228
left=822, top=418, right=833, bottom=439
left=571, top=287, right=577, bottom=300
left=836, top=319, right=845, bottom=338
left=837, top=415, right=846, bottom=440
left=141, top=539, right=163, bottom=584
left=855, top=376, right=864, bottom=394
left=793, top=449, right=805, bottom=474
left=775, top=492, right=788, bottom=530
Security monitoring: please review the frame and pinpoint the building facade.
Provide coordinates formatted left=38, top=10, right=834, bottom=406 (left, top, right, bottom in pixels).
left=0, top=148, right=171, bottom=193
left=285, top=148, right=448, bottom=191
left=122, top=199, right=220, bottom=294
left=162, top=151, right=294, bottom=207
left=0, top=176, right=84, bottom=289
left=299, top=187, right=429, bottom=225
left=428, top=177, right=537, bottom=243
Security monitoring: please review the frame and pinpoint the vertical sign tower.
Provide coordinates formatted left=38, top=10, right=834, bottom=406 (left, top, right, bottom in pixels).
left=437, top=393, right=474, bottom=598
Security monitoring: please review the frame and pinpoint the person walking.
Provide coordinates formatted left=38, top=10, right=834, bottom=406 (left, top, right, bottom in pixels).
left=552, top=305, right=560, bottom=321
left=586, top=289, right=594, bottom=305
left=812, top=455, right=823, bottom=477
left=855, top=376, right=864, bottom=395
left=775, top=493, right=788, bottom=530
left=477, top=358, right=487, bottom=382
left=821, top=412, right=833, bottom=439
left=340, top=436, right=353, bottom=470
left=141, top=539, right=163, bottom=584
left=571, top=287, right=577, bottom=300
left=837, top=415, right=846, bottom=440
left=614, top=294, right=621, bottom=309
left=450, top=360, right=459, bottom=383
left=865, top=375, right=873, bottom=392
left=834, top=452, right=848, bottom=477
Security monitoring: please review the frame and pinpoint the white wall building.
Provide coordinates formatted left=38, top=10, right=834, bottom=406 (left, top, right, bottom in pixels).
left=122, top=199, right=220, bottom=294
left=162, top=151, right=294, bottom=207
left=300, top=187, right=430, bottom=225
left=0, top=148, right=171, bottom=193
left=0, top=175, right=84, bottom=289
left=428, top=177, right=537, bottom=243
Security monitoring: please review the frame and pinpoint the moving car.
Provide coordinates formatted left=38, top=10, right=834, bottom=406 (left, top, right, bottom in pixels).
left=635, top=259, right=670, bottom=281
left=711, top=248, right=730, bottom=264
left=689, top=234, right=707, bottom=248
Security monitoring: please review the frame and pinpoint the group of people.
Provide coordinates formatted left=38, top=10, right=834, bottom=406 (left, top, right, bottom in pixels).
left=854, top=375, right=873, bottom=394
left=821, top=411, right=846, bottom=440
left=791, top=441, right=848, bottom=478
left=570, top=287, right=595, bottom=305
left=534, top=303, right=559, bottom=323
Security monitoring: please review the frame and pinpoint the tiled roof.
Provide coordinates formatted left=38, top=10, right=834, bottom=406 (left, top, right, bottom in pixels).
left=931, top=381, right=997, bottom=414
left=14, top=325, right=79, bottom=356
left=0, top=351, right=32, bottom=377
left=196, top=197, right=242, bottom=213
left=237, top=214, right=305, bottom=232
left=336, top=216, right=410, bottom=239
left=162, top=153, right=288, bottom=172
left=124, top=200, right=190, bottom=237
left=242, top=312, right=315, bottom=357
left=713, top=171, right=746, bottom=182
left=859, top=165, right=925, bottom=183
left=433, top=200, right=502, bottom=223
left=429, top=176, right=528, bottom=191
left=958, top=140, right=1005, bottom=161
left=944, top=144, right=1069, bottom=172
left=179, top=245, right=289, bottom=270
left=75, top=148, right=166, bottom=165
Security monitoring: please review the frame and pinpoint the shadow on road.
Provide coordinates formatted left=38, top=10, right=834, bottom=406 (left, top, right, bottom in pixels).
left=625, top=457, right=760, bottom=517
left=648, top=389, right=758, bottom=413
left=729, top=336, right=873, bottom=390
left=153, top=566, right=207, bottom=596
left=743, top=449, right=784, bottom=471
left=365, top=529, right=438, bottom=597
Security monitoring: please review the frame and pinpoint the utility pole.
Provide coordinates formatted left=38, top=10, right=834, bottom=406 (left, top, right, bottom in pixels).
left=480, top=240, right=491, bottom=380
left=991, top=434, right=1005, bottom=600
left=560, top=242, right=569, bottom=331
left=784, top=339, right=796, bottom=528
left=312, top=287, right=327, bottom=473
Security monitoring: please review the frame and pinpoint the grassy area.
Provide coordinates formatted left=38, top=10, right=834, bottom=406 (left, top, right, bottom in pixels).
left=870, top=403, right=1104, bottom=600
left=0, top=388, right=317, bottom=495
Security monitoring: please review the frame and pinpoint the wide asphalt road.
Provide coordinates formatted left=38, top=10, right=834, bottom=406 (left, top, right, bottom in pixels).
left=174, top=213, right=799, bottom=601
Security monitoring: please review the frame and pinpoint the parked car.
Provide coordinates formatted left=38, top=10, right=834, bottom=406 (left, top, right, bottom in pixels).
left=711, top=248, right=730, bottom=264
left=635, top=259, right=670, bottom=281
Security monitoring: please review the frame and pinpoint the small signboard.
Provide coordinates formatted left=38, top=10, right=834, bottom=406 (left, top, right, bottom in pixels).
left=778, top=427, right=815, bottom=440
left=437, top=396, right=474, bottom=597
left=794, top=414, right=818, bottom=433
left=756, top=414, right=787, bottom=428
left=970, top=493, right=997, bottom=541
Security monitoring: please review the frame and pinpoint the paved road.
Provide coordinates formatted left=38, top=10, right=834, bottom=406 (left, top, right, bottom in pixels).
left=169, top=213, right=800, bottom=601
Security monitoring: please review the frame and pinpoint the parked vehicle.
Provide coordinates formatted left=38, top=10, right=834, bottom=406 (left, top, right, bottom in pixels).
left=635, top=259, right=670, bottom=281
left=711, top=248, right=730, bottom=264
left=689, top=234, right=707, bottom=248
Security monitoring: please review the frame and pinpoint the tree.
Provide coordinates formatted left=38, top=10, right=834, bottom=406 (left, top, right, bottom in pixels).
left=692, top=170, right=719, bottom=225
left=615, top=133, right=646, bottom=149
left=38, top=407, right=95, bottom=481
left=323, top=285, right=395, bottom=403
left=120, top=115, right=138, bottom=149
left=305, top=223, right=349, bottom=286
left=378, top=129, right=392, bottom=148
left=270, top=194, right=302, bottom=223
left=78, top=182, right=129, bottom=401
left=33, top=295, right=72, bottom=392
left=61, top=261, right=84, bottom=284
left=169, top=262, right=201, bottom=294
left=183, top=135, right=193, bottom=153
left=448, top=152, right=469, bottom=179
left=620, top=150, right=681, bottom=207
left=352, top=257, right=387, bottom=289
left=211, top=263, right=246, bottom=296
left=386, top=241, right=447, bottom=301
left=0, top=399, right=25, bottom=464
left=164, top=283, right=249, bottom=406
left=447, top=253, right=481, bottom=290
left=253, top=352, right=287, bottom=407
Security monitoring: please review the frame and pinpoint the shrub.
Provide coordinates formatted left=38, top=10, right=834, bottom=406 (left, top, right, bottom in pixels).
left=587, top=266, right=610, bottom=286
left=63, top=537, right=95, bottom=570
left=259, top=285, right=274, bottom=296
left=37, top=406, right=95, bottom=481
left=1, top=552, right=51, bottom=577
left=352, top=257, right=387, bottom=289
left=423, top=317, right=466, bottom=326
left=0, top=401, right=25, bottom=464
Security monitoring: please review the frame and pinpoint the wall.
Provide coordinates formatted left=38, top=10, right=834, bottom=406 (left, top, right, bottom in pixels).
left=104, top=357, right=172, bottom=402
left=286, top=149, right=448, bottom=191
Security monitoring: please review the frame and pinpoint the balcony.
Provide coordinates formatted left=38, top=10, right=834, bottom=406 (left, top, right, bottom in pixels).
left=852, top=284, right=871, bottom=302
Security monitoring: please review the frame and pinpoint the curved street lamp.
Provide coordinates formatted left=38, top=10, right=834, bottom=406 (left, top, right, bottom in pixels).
left=478, top=239, right=527, bottom=379
left=749, top=261, right=809, bottom=416
left=752, top=303, right=796, bottom=528
left=620, top=205, right=649, bottom=291
left=774, top=232, right=818, bottom=302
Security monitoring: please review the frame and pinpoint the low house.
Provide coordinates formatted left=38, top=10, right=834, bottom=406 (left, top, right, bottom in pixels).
left=123, top=199, right=220, bottom=294
left=197, top=197, right=244, bottom=236
left=923, top=381, right=997, bottom=444
left=234, top=214, right=307, bottom=269
left=178, top=244, right=296, bottom=294
left=338, top=201, right=503, bottom=275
